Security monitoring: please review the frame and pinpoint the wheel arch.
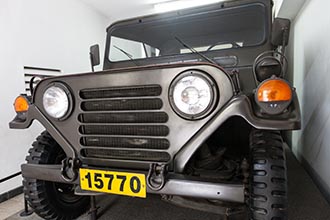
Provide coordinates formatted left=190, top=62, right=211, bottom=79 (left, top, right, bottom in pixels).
left=173, top=94, right=300, bottom=173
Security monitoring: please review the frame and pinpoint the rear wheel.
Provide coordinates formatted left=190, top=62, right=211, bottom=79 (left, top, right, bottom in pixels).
left=249, top=129, right=288, bottom=220
left=23, top=131, right=90, bottom=220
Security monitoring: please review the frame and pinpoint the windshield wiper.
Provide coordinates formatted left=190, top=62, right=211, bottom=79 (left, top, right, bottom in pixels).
left=113, top=45, right=138, bottom=66
left=174, top=36, right=218, bottom=66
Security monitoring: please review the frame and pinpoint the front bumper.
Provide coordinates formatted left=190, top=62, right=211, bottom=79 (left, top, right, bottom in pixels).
left=21, top=163, right=245, bottom=203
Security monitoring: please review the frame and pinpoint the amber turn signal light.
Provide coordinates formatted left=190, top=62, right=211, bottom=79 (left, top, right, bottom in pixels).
left=257, top=79, right=292, bottom=102
left=14, top=96, right=29, bottom=113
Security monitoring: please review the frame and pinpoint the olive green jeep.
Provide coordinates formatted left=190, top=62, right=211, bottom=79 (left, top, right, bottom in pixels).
left=10, top=0, right=300, bottom=219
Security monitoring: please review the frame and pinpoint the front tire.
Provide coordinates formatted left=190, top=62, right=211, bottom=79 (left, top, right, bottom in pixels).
left=23, top=131, right=90, bottom=220
left=249, top=129, right=288, bottom=220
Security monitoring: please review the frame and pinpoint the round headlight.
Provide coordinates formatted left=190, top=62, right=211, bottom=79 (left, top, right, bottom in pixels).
left=43, top=84, right=71, bottom=119
left=169, top=71, right=216, bottom=120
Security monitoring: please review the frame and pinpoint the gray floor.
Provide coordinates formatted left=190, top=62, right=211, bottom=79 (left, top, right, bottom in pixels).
left=6, top=149, right=330, bottom=220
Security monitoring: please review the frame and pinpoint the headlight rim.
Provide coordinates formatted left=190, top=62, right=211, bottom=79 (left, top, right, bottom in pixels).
left=42, top=82, right=74, bottom=121
left=169, top=70, right=218, bottom=120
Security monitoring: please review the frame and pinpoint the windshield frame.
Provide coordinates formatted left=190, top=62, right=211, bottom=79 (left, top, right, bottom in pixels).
left=103, top=0, right=272, bottom=70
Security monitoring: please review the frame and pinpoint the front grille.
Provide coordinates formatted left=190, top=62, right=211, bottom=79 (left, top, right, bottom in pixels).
left=79, top=85, right=170, bottom=163
left=80, top=85, right=162, bottom=99
left=78, top=112, right=168, bottom=124
left=81, top=99, right=163, bottom=111
left=82, top=149, right=171, bottom=162
left=81, top=137, right=170, bottom=149
left=80, top=125, right=169, bottom=136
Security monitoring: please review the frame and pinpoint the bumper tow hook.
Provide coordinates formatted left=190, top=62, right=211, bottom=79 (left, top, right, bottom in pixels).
left=147, top=163, right=166, bottom=191
left=61, top=158, right=81, bottom=182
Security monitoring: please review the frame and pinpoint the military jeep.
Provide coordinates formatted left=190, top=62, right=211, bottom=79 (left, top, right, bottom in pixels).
left=10, top=0, right=300, bottom=219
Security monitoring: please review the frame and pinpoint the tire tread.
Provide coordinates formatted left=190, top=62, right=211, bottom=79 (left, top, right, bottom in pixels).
left=23, top=131, right=89, bottom=220
left=249, top=129, right=288, bottom=220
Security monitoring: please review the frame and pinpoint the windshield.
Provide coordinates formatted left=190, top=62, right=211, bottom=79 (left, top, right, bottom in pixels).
left=108, top=3, right=268, bottom=63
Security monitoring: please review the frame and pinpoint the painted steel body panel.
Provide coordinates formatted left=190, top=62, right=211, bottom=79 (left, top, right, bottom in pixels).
left=10, top=63, right=301, bottom=172
left=12, top=64, right=234, bottom=170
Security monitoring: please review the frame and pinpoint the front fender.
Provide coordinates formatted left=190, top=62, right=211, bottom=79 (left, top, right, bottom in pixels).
left=9, top=105, right=77, bottom=159
left=174, top=93, right=301, bottom=172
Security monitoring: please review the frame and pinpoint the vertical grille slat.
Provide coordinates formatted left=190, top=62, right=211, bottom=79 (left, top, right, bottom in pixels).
left=79, top=85, right=170, bottom=163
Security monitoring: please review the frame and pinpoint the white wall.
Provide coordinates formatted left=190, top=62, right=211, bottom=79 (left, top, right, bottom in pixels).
left=21, top=0, right=108, bottom=74
left=0, top=0, right=108, bottom=194
left=289, top=0, right=330, bottom=200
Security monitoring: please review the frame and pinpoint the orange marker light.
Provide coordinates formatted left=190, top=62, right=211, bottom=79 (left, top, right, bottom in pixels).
left=257, top=79, right=292, bottom=102
left=14, top=96, right=29, bottom=112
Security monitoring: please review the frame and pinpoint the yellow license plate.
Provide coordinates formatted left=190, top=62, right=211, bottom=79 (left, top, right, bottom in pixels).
left=79, top=168, right=146, bottom=198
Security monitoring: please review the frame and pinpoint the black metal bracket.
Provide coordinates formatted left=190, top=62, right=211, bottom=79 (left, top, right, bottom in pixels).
left=61, top=158, right=81, bottom=182
left=229, top=69, right=241, bottom=95
left=89, top=196, right=99, bottom=220
left=19, top=197, right=33, bottom=217
left=147, top=163, right=167, bottom=191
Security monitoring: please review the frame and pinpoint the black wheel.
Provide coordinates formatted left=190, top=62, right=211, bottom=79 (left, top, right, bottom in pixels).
left=23, top=131, right=90, bottom=220
left=249, top=129, right=287, bottom=220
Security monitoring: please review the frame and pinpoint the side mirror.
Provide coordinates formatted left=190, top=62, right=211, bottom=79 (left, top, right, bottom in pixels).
left=89, top=44, right=100, bottom=71
left=271, top=18, right=291, bottom=47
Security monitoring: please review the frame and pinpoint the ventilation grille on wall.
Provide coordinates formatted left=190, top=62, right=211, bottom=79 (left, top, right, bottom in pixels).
left=24, top=66, right=61, bottom=96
